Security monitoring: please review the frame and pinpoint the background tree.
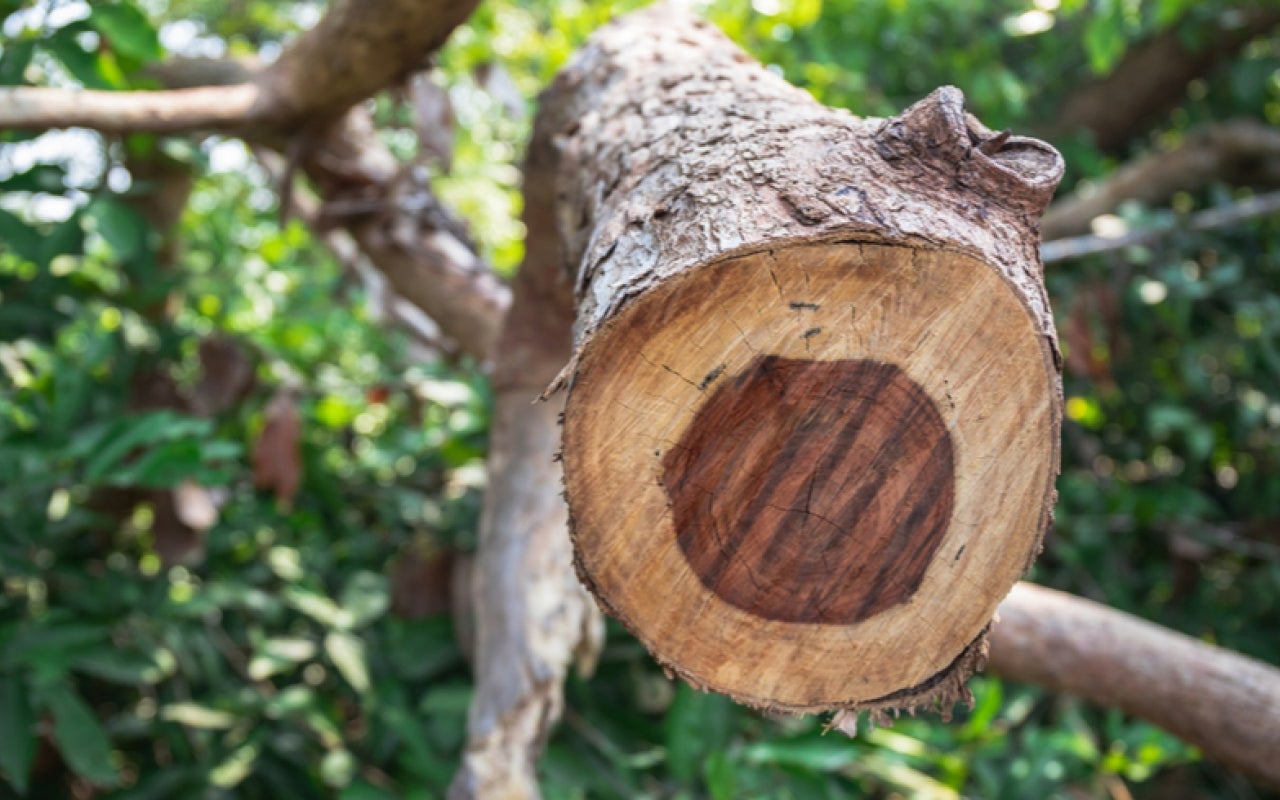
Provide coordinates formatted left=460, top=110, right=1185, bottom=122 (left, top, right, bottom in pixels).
left=1, top=1, right=1279, bottom=799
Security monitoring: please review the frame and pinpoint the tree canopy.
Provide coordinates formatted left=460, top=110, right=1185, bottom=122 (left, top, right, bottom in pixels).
left=1, top=1, right=1279, bottom=798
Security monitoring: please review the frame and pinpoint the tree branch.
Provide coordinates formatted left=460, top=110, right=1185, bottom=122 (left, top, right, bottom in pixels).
left=0, top=0, right=480, bottom=134
left=254, top=0, right=481, bottom=129
left=0, top=84, right=262, bottom=133
left=1043, top=119, right=1280, bottom=240
left=1048, top=6, right=1280, bottom=152
left=991, top=583, right=1280, bottom=788
left=295, top=109, right=510, bottom=362
left=1042, top=188, right=1280, bottom=262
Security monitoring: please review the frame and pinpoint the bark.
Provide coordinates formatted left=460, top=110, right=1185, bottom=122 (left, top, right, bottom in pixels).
left=449, top=106, right=604, bottom=799
left=255, top=0, right=481, bottom=130
left=551, top=6, right=1064, bottom=721
left=1048, top=6, right=1280, bottom=152
left=990, top=583, right=1280, bottom=789
left=0, top=84, right=261, bottom=133
left=1043, top=119, right=1280, bottom=240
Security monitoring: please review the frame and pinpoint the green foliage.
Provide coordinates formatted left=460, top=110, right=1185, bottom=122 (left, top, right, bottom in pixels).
left=2, top=0, right=1279, bottom=797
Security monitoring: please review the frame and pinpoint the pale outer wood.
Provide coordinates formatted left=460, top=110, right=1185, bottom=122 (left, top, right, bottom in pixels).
left=565, top=242, right=1056, bottom=709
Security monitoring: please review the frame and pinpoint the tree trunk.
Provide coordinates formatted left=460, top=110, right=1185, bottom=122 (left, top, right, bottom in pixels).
left=449, top=105, right=604, bottom=799
left=550, top=6, right=1064, bottom=721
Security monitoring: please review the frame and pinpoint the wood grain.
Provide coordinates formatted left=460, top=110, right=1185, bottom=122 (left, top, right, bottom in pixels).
left=664, top=356, right=954, bottom=625
left=564, top=243, right=1058, bottom=712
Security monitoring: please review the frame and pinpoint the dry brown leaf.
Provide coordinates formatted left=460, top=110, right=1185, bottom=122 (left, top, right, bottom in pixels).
left=390, top=539, right=454, bottom=620
left=252, top=388, right=302, bottom=509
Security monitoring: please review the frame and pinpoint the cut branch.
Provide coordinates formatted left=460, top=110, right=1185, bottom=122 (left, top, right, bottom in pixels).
left=1043, top=119, right=1280, bottom=240
left=991, top=583, right=1280, bottom=789
left=550, top=7, right=1063, bottom=721
left=1048, top=6, right=1280, bottom=152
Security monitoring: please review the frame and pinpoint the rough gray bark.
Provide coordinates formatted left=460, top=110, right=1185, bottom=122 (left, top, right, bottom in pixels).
left=550, top=6, right=1064, bottom=721
left=991, top=583, right=1280, bottom=789
left=449, top=107, right=603, bottom=800
left=553, top=16, right=1062, bottom=352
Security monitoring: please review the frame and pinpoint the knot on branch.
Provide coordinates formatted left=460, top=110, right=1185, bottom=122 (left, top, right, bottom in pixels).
left=876, top=86, right=1064, bottom=217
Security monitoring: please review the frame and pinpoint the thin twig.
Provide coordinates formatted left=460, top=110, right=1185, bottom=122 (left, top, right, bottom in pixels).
left=1042, top=190, right=1280, bottom=263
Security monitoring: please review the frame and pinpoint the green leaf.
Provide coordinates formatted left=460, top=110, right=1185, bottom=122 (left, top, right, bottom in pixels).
left=419, top=683, right=472, bottom=715
left=109, top=438, right=204, bottom=486
left=0, top=39, right=35, bottom=85
left=960, top=677, right=1003, bottom=739
left=0, top=164, right=66, bottom=194
left=42, top=32, right=118, bottom=90
left=72, top=646, right=176, bottom=686
left=88, top=2, right=162, bottom=64
left=324, top=631, right=370, bottom=695
left=1155, top=0, right=1195, bottom=27
left=340, top=570, right=390, bottom=628
left=742, top=738, right=858, bottom=771
left=41, top=682, right=119, bottom=787
left=0, top=209, right=43, bottom=263
left=2, top=623, right=109, bottom=673
left=259, top=637, right=318, bottom=663
left=159, top=702, right=239, bottom=730
left=248, top=637, right=317, bottom=680
left=378, top=705, right=444, bottom=781
left=87, top=197, right=149, bottom=262
left=39, top=213, right=86, bottom=268
left=109, top=766, right=202, bottom=800
left=80, top=411, right=211, bottom=482
left=704, top=750, right=737, bottom=800
left=284, top=586, right=354, bottom=629
left=781, top=0, right=822, bottom=28
left=664, top=683, right=735, bottom=782
left=1083, top=8, right=1126, bottom=75
left=208, top=741, right=259, bottom=789
left=320, top=748, right=357, bottom=789
left=386, top=617, right=461, bottom=682
left=0, top=673, right=36, bottom=794
left=340, top=780, right=398, bottom=800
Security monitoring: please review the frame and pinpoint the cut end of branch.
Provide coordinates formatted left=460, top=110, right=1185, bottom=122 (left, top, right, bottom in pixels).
left=562, top=241, right=1059, bottom=717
